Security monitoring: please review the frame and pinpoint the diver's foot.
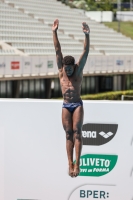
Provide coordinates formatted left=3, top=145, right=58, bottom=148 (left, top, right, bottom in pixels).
left=69, top=164, right=74, bottom=177
left=73, top=164, right=80, bottom=177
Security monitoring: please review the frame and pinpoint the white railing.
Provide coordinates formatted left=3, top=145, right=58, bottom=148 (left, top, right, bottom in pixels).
left=121, top=95, right=133, bottom=100
left=0, top=55, right=133, bottom=79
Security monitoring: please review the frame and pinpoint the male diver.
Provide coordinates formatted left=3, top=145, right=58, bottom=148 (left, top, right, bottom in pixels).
left=52, top=19, right=90, bottom=177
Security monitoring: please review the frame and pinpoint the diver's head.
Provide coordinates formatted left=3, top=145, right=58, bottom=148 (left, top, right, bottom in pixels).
left=63, top=55, right=75, bottom=77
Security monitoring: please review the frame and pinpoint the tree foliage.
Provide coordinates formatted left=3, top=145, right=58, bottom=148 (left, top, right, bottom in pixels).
left=66, top=0, right=114, bottom=11
left=97, top=0, right=114, bottom=11
left=60, top=0, right=131, bottom=11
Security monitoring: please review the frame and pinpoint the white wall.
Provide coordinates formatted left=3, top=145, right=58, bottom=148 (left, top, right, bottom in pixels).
left=0, top=55, right=133, bottom=78
left=85, top=11, right=113, bottom=22
left=0, top=99, right=133, bottom=200
left=117, top=11, right=133, bottom=21
left=85, top=11, right=133, bottom=22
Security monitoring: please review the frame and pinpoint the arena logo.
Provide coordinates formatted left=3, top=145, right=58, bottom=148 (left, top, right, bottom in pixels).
left=74, top=154, right=118, bottom=177
left=11, top=61, right=20, bottom=70
left=82, top=123, right=118, bottom=146
left=0, top=63, right=6, bottom=68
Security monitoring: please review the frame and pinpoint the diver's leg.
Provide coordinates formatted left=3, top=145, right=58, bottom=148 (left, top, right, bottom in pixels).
left=62, top=108, right=74, bottom=177
left=72, top=105, right=84, bottom=177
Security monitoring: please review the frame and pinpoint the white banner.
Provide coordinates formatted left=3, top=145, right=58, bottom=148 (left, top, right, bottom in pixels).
left=131, top=57, right=133, bottom=72
left=31, top=56, right=40, bottom=76
left=95, top=56, right=103, bottom=74
left=101, top=55, right=108, bottom=73
left=0, top=57, right=5, bottom=77
left=88, top=56, right=95, bottom=74
left=114, top=56, right=124, bottom=73
left=107, top=56, right=114, bottom=73
left=12, top=56, right=22, bottom=77
left=83, top=58, right=89, bottom=74
left=4, top=56, right=15, bottom=76
left=47, top=55, right=58, bottom=75
left=0, top=55, right=133, bottom=78
left=0, top=100, right=133, bottom=200
left=39, top=56, right=47, bottom=76
left=22, top=57, right=32, bottom=76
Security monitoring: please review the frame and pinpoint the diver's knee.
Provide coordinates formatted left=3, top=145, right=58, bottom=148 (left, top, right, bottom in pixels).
left=66, top=130, right=73, bottom=140
left=73, top=129, right=82, bottom=140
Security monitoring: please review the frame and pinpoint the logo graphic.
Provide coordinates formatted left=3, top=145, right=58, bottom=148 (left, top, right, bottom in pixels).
left=69, top=184, right=116, bottom=200
left=25, top=62, right=30, bottom=66
left=74, top=154, right=118, bottom=177
left=116, top=60, right=123, bottom=66
left=0, top=63, right=6, bottom=67
left=24, top=61, right=30, bottom=70
left=35, top=63, right=43, bottom=68
left=11, top=62, right=20, bottom=69
left=47, top=60, right=53, bottom=68
left=79, top=190, right=109, bottom=199
left=82, top=123, right=118, bottom=146
left=99, top=131, right=113, bottom=138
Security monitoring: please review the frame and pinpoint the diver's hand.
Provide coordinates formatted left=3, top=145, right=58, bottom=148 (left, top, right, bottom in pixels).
left=52, top=19, right=59, bottom=32
left=82, top=22, right=90, bottom=34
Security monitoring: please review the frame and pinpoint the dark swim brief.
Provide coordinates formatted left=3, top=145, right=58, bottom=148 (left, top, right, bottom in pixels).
left=62, top=100, right=83, bottom=113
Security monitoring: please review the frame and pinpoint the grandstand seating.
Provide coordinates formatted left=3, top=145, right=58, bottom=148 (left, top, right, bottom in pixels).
left=0, top=49, right=16, bottom=55
left=0, top=0, right=133, bottom=57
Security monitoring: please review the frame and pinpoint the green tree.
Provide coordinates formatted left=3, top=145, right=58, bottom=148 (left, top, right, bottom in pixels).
left=85, top=0, right=98, bottom=10
left=68, top=0, right=115, bottom=11
left=96, top=0, right=113, bottom=11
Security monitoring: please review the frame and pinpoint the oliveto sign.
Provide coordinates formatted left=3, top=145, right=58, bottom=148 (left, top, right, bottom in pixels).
left=82, top=123, right=118, bottom=146
left=74, top=154, right=118, bottom=177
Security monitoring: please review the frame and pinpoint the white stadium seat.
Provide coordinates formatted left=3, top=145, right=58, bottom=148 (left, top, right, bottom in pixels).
left=0, top=49, right=17, bottom=55
left=0, top=0, right=133, bottom=57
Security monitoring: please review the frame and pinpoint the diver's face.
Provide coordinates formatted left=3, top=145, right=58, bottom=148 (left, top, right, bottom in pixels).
left=64, top=65, right=75, bottom=77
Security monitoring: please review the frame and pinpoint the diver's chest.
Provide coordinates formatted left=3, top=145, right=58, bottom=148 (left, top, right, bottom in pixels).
left=61, top=76, right=82, bottom=86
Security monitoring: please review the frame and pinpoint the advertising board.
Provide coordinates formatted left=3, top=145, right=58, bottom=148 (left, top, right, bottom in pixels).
left=0, top=100, right=132, bottom=200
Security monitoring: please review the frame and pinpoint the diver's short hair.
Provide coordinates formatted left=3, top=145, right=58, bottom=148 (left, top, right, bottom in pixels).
left=62, top=55, right=75, bottom=65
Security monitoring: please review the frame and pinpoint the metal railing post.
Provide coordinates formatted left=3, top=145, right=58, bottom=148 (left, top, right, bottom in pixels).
left=121, top=95, right=124, bottom=100
left=121, top=95, right=133, bottom=100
